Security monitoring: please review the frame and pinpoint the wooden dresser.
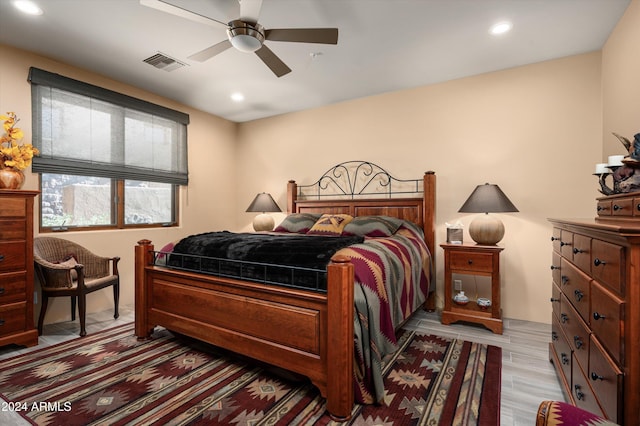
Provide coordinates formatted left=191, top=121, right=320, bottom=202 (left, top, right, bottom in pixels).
left=0, top=189, right=39, bottom=348
left=549, top=195, right=640, bottom=425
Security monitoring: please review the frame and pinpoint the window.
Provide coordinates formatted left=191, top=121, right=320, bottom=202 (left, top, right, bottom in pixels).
left=29, top=67, right=188, bottom=231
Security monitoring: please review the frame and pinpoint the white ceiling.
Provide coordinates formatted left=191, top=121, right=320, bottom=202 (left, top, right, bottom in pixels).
left=0, top=0, right=631, bottom=122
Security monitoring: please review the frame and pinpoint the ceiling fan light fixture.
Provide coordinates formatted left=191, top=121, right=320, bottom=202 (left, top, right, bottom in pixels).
left=227, top=20, right=265, bottom=52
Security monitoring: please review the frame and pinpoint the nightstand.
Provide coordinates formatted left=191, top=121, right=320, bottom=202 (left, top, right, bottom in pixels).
left=440, top=243, right=504, bottom=334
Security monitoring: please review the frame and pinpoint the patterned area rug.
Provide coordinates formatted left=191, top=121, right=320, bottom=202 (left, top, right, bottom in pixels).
left=0, top=323, right=501, bottom=425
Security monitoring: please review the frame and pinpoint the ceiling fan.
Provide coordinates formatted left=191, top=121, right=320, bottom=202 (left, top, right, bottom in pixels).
left=140, top=0, right=338, bottom=77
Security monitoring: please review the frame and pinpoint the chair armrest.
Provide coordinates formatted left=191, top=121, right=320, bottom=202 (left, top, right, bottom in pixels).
left=34, top=258, right=83, bottom=289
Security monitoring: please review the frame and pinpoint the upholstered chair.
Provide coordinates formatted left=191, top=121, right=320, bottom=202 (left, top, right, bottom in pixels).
left=33, top=237, right=120, bottom=336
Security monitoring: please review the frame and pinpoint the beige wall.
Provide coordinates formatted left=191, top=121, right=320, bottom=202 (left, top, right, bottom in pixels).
left=236, top=52, right=603, bottom=323
left=603, top=0, right=640, bottom=157
left=0, top=43, right=238, bottom=324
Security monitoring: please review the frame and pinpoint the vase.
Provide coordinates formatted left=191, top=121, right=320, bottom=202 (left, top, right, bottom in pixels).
left=0, top=168, right=25, bottom=189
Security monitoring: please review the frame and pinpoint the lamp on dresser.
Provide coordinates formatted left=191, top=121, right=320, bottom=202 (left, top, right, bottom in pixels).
left=458, top=183, right=519, bottom=245
left=246, top=192, right=281, bottom=231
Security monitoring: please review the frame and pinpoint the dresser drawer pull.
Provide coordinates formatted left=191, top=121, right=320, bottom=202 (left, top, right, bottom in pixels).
left=551, top=236, right=560, bottom=241
left=0, top=254, right=4, bottom=262
left=550, top=265, right=560, bottom=270
left=613, top=204, right=623, bottom=211
left=573, top=335, right=584, bottom=349
left=593, top=258, right=607, bottom=267
left=574, top=385, right=585, bottom=401
left=560, top=241, right=571, bottom=247
left=0, top=319, right=4, bottom=326
left=0, top=287, right=4, bottom=295
left=574, top=289, right=584, bottom=302
left=561, top=275, right=569, bottom=285
left=561, top=353, right=570, bottom=365
left=637, top=203, right=640, bottom=212
left=551, top=331, right=558, bottom=341
left=590, top=372, right=604, bottom=381
left=597, top=205, right=608, bottom=212
left=550, top=297, right=560, bottom=303
left=572, top=247, right=586, bottom=254
left=467, top=259, right=473, bottom=265
left=560, top=313, right=569, bottom=323
left=593, top=311, right=607, bottom=321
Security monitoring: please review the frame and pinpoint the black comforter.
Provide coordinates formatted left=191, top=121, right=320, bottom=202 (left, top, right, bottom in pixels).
left=168, top=231, right=364, bottom=291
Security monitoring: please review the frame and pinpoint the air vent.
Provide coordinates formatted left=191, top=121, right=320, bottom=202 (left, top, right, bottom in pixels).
left=143, top=53, right=187, bottom=72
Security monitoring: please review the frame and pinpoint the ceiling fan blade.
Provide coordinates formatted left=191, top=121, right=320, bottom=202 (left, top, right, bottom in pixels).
left=255, top=45, right=291, bottom=77
left=265, top=28, right=338, bottom=44
left=188, top=39, right=232, bottom=62
left=238, top=0, right=262, bottom=24
left=140, top=0, right=228, bottom=27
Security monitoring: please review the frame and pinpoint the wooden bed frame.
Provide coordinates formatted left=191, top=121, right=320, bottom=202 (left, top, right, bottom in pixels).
left=134, top=167, right=436, bottom=420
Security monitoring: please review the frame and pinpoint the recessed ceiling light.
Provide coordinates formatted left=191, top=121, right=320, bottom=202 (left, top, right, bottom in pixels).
left=490, top=21, right=512, bottom=35
left=230, top=92, right=245, bottom=102
left=13, top=0, right=43, bottom=15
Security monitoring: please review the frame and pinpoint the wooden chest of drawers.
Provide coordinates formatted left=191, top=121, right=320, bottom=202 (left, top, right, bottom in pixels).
left=0, top=189, right=39, bottom=348
left=549, top=217, right=639, bottom=425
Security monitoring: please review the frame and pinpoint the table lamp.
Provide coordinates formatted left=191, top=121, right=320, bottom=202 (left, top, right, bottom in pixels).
left=246, top=192, right=281, bottom=231
left=458, top=183, right=518, bottom=245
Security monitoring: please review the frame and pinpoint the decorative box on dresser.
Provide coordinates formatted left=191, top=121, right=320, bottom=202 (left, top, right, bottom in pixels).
left=549, top=192, right=640, bottom=425
left=0, top=189, right=39, bottom=348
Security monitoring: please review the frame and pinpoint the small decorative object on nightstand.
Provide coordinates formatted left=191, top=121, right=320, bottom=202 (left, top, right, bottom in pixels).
left=440, top=242, right=504, bottom=334
left=246, top=192, right=282, bottom=231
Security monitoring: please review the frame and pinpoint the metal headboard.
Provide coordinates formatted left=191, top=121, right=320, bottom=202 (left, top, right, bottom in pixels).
left=295, top=161, right=423, bottom=199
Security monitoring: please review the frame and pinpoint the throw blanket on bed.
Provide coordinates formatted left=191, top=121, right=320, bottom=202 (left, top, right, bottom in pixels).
left=169, top=231, right=364, bottom=291
left=338, top=221, right=432, bottom=404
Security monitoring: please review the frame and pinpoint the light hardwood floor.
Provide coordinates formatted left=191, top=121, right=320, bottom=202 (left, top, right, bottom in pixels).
left=1, top=306, right=565, bottom=425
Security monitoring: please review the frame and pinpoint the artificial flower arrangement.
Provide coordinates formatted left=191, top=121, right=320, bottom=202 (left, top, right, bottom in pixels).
left=0, top=112, right=39, bottom=171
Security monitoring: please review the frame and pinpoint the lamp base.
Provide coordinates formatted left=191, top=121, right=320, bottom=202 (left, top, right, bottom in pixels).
left=469, top=214, right=505, bottom=245
left=252, top=213, right=275, bottom=232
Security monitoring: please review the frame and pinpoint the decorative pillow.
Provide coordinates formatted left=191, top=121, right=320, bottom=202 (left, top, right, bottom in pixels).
left=273, top=213, right=322, bottom=233
left=342, top=215, right=405, bottom=237
left=156, top=240, right=178, bottom=266
left=58, top=256, right=79, bottom=281
left=307, top=214, right=353, bottom=236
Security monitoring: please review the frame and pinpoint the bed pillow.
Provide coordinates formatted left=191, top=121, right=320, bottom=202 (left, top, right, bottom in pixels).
left=342, top=215, right=405, bottom=237
left=307, top=214, right=353, bottom=236
left=273, top=213, right=322, bottom=233
left=155, top=240, right=178, bottom=266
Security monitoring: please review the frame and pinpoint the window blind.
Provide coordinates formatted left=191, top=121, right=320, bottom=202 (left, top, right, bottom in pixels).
left=28, top=67, right=190, bottom=185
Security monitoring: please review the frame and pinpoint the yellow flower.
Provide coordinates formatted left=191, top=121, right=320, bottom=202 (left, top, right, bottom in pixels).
left=0, top=112, right=39, bottom=171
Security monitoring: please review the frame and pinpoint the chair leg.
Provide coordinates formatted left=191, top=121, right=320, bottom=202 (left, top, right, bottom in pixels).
left=113, top=281, right=120, bottom=319
left=71, top=296, right=76, bottom=321
left=37, top=294, right=49, bottom=336
left=78, top=293, right=87, bottom=337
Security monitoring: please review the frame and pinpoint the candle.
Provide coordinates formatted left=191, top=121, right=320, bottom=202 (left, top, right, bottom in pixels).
left=608, top=155, right=625, bottom=167
left=594, top=163, right=609, bottom=174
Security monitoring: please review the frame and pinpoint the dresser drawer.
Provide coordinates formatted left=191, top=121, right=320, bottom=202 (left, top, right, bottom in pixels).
left=560, top=259, right=591, bottom=322
left=551, top=283, right=562, bottom=321
left=0, top=272, right=27, bottom=304
left=591, top=239, right=624, bottom=295
left=551, top=228, right=562, bottom=253
left=0, top=197, right=26, bottom=218
left=551, top=251, right=561, bottom=286
left=0, top=219, right=27, bottom=240
left=560, top=294, right=590, bottom=370
left=572, top=356, right=606, bottom=418
left=551, top=314, right=572, bottom=386
left=611, top=197, right=633, bottom=216
left=589, top=335, right=623, bottom=423
left=596, top=199, right=611, bottom=216
left=571, top=234, right=591, bottom=274
left=0, top=302, right=27, bottom=337
left=560, top=230, right=574, bottom=259
left=0, top=241, right=27, bottom=272
left=590, top=281, right=624, bottom=364
left=448, top=251, right=493, bottom=273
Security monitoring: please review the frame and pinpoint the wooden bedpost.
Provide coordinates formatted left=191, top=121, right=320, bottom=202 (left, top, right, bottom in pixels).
left=135, top=239, right=154, bottom=339
left=287, top=180, right=297, bottom=214
left=423, top=171, right=437, bottom=311
left=326, top=254, right=354, bottom=421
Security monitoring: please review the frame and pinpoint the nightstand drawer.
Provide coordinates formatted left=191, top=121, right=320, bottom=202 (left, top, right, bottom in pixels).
left=0, top=272, right=27, bottom=304
left=0, top=241, right=27, bottom=272
left=448, top=251, right=493, bottom=273
left=0, top=302, right=27, bottom=337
